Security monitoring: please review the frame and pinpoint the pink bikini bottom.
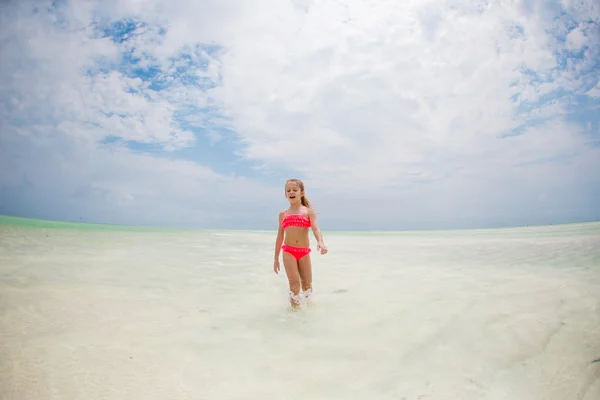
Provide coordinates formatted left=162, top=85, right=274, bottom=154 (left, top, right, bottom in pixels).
left=281, top=244, right=311, bottom=261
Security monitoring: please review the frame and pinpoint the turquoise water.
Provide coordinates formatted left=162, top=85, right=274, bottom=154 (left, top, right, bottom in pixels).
left=2, top=214, right=599, bottom=235
left=0, top=215, right=172, bottom=232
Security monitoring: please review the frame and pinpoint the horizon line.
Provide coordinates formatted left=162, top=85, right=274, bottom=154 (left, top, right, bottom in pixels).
left=1, top=214, right=598, bottom=234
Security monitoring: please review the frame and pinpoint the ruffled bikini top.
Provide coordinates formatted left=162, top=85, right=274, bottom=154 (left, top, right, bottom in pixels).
left=281, top=210, right=311, bottom=229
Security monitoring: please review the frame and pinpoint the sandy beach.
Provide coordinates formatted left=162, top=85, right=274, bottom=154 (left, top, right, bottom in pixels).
left=1, top=217, right=599, bottom=400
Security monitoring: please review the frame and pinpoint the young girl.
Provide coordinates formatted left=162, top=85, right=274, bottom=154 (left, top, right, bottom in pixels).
left=273, top=178, right=328, bottom=307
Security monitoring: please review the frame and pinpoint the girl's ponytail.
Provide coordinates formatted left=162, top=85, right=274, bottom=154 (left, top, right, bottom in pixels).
left=301, top=195, right=311, bottom=209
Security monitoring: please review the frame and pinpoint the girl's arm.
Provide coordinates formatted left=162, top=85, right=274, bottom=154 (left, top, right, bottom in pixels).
left=308, top=209, right=326, bottom=250
left=274, top=211, right=285, bottom=260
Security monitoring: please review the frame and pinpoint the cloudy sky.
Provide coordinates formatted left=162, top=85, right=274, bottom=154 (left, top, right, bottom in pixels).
left=1, top=0, right=599, bottom=231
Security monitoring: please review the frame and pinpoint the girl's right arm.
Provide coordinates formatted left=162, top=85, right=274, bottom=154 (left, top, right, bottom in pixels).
left=274, top=211, right=285, bottom=261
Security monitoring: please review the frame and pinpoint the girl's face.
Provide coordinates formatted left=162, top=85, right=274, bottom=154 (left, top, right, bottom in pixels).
left=285, top=182, right=303, bottom=204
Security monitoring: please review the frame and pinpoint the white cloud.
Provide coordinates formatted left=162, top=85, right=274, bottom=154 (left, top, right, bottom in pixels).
left=0, top=126, right=281, bottom=228
left=566, top=26, right=587, bottom=50
left=0, top=0, right=599, bottom=229
left=586, top=81, right=600, bottom=98
left=205, top=0, right=599, bottom=192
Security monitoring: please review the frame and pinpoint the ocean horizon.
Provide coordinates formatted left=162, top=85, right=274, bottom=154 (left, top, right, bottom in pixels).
left=2, top=214, right=599, bottom=234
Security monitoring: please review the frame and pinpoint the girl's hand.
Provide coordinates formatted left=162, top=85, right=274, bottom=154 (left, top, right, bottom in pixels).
left=273, top=259, right=280, bottom=274
left=317, top=241, right=328, bottom=255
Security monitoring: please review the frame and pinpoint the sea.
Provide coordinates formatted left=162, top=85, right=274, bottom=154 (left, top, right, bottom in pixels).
left=1, top=215, right=599, bottom=400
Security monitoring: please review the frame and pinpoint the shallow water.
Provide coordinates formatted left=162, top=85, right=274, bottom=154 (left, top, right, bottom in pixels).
left=1, top=217, right=599, bottom=399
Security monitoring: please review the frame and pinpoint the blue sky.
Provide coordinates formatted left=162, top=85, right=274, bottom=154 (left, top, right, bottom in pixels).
left=1, top=0, right=599, bottom=230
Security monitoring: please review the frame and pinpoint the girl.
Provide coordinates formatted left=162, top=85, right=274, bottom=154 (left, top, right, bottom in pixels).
left=273, top=178, right=328, bottom=307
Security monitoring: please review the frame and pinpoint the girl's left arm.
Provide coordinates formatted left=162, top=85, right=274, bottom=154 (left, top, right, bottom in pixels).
left=308, top=209, right=328, bottom=254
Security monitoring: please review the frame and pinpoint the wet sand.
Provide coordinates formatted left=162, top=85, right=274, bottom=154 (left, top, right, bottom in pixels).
left=1, top=219, right=599, bottom=399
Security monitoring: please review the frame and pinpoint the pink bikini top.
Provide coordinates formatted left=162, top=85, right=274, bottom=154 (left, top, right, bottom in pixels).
left=281, top=211, right=311, bottom=229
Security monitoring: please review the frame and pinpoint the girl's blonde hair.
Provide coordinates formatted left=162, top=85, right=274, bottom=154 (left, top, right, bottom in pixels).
left=286, top=178, right=311, bottom=208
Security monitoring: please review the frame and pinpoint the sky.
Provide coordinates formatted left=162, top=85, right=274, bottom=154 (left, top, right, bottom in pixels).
left=0, top=0, right=599, bottom=231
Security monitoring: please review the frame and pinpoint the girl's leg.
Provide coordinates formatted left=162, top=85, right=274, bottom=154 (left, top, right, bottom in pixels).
left=297, top=254, right=313, bottom=294
left=282, top=251, right=302, bottom=307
